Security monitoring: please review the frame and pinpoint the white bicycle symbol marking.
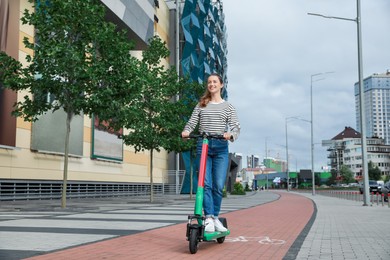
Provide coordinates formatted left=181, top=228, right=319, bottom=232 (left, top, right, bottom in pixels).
left=226, top=236, right=285, bottom=245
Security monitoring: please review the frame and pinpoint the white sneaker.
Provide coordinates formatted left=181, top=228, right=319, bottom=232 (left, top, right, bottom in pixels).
left=214, top=218, right=227, bottom=232
left=204, top=218, right=215, bottom=232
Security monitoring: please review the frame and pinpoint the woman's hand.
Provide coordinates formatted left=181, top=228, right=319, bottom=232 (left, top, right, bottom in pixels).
left=223, top=132, right=232, bottom=141
left=181, top=131, right=190, bottom=138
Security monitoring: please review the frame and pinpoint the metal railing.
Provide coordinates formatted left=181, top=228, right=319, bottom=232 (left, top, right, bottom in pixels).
left=299, top=189, right=390, bottom=207
left=162, top=170, right=185, bottom=195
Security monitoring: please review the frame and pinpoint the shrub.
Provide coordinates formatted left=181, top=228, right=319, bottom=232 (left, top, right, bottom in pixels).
left=231, top=182, right=246, bottom=195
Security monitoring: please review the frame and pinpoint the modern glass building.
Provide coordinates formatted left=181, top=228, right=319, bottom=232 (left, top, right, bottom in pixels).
left=179, top=0, right=228, bottom=97
left=355, top=71, right=390, bottom=144
left=166, top=0, right=229, bottom=193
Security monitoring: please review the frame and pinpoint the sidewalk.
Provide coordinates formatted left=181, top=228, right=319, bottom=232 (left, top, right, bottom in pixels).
left=1, top=190, right=390, bottom=259
left=293, top=192, right=390, bottom=260
left=0, top=191, right=281, bottom=259
left=17, top=191, right=314, bottom=260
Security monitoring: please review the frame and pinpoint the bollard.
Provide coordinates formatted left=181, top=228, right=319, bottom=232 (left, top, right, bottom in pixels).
left=382, top=193, right=384, bottom=207
left=371, top=192, right=374, bottom=205
left=388, top=195, right=390, bottom=208
left=377, top=192, right=380, bottom=206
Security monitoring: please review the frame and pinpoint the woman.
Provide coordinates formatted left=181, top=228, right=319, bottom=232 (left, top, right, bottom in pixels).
left=182, top=73, right=240, bottom=232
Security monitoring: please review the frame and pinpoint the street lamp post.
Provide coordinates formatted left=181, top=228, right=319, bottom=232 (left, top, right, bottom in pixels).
left=265, top=137, right=269, bottom=190
left=285, top=118, right=289, bottom=191
left=310, top=72, right=334, bottom=196
left=286, top=116, right=311, bottom=192
left=308, top=0, right=370, bottom=206
left=174, top=0, right=183, bottom=197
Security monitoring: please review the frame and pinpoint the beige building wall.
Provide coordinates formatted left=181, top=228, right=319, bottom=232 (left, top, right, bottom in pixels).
left=155, top=0, right=171, bottom=67
left=0, top=0, right=171, bottom=184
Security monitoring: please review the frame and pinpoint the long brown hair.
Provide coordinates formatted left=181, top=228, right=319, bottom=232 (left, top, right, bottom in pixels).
left=199, top=73, right=223, bottom=107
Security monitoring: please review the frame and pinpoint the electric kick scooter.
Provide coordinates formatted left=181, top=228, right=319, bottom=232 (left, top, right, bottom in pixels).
left=185, top=133, right=230, bottom=254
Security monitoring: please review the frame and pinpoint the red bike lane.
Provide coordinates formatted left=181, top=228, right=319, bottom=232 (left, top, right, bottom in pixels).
left=27, top=191, right=314, bottom=260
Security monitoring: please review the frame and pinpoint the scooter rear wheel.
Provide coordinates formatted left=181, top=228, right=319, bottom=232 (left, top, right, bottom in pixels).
left=189, top=228, right=199, bottom=254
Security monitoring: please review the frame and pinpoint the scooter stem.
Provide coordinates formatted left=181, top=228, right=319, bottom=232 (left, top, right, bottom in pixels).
left=194, top=138, right=209, bottom=216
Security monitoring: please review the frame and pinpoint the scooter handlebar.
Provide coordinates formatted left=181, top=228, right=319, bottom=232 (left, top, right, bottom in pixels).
left=184, top=133, right=233, bottom=140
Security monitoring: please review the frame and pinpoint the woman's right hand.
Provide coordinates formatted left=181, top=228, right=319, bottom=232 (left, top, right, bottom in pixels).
left=181, top=131, right=190, bottom=138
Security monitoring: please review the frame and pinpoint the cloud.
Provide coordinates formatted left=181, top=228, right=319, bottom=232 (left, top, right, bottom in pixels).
left=224, top=0, right=390, bottom=171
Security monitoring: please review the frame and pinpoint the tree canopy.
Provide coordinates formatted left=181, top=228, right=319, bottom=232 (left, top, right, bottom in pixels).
left=368, top=161, right=382, bottom=180
left=339, top=165, right=354, bottom=184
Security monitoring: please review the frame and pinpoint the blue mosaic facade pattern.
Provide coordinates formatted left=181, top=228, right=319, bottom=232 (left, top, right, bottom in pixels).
left=180, top=0, right=228, bottom=98
left=179, top=0, right=229, bottom=194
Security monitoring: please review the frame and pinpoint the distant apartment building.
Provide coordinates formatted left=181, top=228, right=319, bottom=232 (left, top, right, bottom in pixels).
left=247, top=154, right=260, bottom=168
left=263, top=157, right=287, bottom=172
left=323, top=127, right=390, bottom=179
left=355, top=70, right=390, bottom=144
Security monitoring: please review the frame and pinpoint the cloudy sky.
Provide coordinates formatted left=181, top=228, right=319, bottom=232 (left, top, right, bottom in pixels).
left=222, top=0, right=390, bottom=171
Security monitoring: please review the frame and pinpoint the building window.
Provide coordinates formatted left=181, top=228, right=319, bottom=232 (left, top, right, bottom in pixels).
left=31, top=109, right=84, bottom=156
left=91, top=116, right=123, bottom=161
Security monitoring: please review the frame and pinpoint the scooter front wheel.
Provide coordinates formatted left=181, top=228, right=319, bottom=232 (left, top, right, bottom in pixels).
left=217, top=217, right=228, bottom=244
left=189, top=228, right=199, bottom=254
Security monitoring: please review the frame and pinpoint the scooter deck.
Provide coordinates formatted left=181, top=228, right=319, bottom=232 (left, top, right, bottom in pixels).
left=203, top=229, right=230, bottom=241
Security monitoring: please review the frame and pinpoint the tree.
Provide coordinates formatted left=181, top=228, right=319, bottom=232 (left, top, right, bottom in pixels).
left=368, top=161, right=382, bottom=180
left=100, top=36, right=204, bottom=202
left=0, top=0, right=138, bottom=208
left=339, top=165, right=354, bottom=184
left=166, top=80, right=204, bottom=199
left=315, top=172, right=321, bottom=186
left=326, top=169, right=337, bottom=186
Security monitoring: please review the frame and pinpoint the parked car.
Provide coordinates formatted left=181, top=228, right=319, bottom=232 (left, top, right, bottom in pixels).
left=382, top=181, right=390, bottom=202
left=359, top=180, right=382, bottom=194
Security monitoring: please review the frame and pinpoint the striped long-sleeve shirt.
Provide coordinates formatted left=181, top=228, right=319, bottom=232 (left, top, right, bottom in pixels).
left=183, top=100, right=240, bottom=141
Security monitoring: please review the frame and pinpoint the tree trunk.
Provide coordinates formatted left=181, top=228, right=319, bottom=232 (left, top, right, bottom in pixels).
left=61, top=111, right=72, bottom=208
left=150, top=149, right=154, bottom=203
